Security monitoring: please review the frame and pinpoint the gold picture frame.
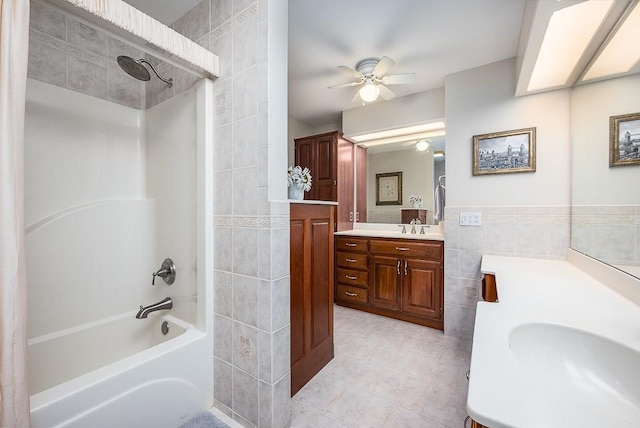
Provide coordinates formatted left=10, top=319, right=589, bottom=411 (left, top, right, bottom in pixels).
left=376, top=172, right=402, bottom=205
left=472, top=127, right=536, bottom=176
left=610, top=112, right=640, bottom=167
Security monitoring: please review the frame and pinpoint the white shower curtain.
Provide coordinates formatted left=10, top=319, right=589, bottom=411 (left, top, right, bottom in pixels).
left=0, top=0, right=31, bottom=426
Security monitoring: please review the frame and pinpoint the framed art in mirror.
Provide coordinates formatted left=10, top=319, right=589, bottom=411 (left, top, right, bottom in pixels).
left=610, top=112, right=640, bottom=167
left=376, top=171, right=402, bottom=205
left=472, top=127, right=536, bottom=176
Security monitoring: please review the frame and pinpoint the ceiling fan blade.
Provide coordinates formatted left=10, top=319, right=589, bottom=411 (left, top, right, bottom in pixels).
left=382, top=73, right=416, bottom=85
left=373, top=56, right=395, bottom=77
left=338, top=65, right=362, bottom=79
left=328, top=81, right=362, bottom=89
left=378, top=84, right=396, bottom=101
left=351, top=90, right=362, bottom=103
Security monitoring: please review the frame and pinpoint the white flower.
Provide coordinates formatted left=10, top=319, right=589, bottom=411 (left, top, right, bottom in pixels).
left=287, top=165, right=312, bottom=192
left=410, top=195, right=422, bottom=204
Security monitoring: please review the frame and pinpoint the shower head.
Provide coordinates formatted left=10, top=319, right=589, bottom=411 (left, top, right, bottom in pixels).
left=116, top=55, right=173, bottom=87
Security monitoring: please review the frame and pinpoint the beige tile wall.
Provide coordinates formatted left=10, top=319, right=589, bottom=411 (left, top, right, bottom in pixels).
left=444, top=206, right=571, bottom=339
left=572, top=205, right=640, bottom=268
left=29, top=0, right=290, bottom=426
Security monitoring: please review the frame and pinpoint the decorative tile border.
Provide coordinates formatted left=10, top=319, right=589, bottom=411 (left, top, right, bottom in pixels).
left=214, top=215, right=289, bottom=228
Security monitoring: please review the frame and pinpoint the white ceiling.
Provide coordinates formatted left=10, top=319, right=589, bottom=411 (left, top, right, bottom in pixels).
left=123, top=0, right=201, bottom=25
left=123, top=0, right=527, bottom=129
left=288, top=0, right=527, bottom=127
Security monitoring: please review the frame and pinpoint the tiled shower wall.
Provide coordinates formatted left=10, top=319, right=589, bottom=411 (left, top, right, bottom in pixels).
left=443, top=206, right=571, bottom=339
left=572, top=205, right=640, bottom=268
left=28, top=0, right=203, bottom=110
left=28, top=0, right=290, bottom=427
left=170, top=1, right=291, bottom=427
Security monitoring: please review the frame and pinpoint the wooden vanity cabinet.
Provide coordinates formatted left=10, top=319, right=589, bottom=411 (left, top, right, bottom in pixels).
left=294, top=131, right=357, bottom=231
left=290, top=203, right=335, bottom=395
left=335, top=236, right=444, bottom=330
left=335, top=237, right=369, bottom=305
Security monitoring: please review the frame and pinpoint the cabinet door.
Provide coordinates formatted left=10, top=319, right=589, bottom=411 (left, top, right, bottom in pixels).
left=355, top=145, right=367, bottom=222
left=294, top=138, right=316, bottom=200
left=370, top=255, right=401, bottom=311
left=402, top=258, right=442, bottom=319
left=313, top=135, right=336, bottom=201
left=290, top=204, right=335, bottom=395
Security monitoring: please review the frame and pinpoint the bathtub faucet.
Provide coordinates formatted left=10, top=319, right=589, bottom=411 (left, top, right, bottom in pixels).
left=136, top=297, right=173, bottom=319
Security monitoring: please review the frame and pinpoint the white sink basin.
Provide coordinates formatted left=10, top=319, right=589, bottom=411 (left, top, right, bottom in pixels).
left=509, top=323, right=640, bottom=415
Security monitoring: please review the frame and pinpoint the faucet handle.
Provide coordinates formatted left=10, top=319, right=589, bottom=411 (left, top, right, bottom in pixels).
left=398, top=224, right=407, bottom=233
left=152, top=258, right=176, bottom=286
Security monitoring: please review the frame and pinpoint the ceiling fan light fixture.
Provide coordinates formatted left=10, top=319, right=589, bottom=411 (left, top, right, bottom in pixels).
left=416, top=140, right=429, bottom=151
left=359, top=82, right=380, bottom=103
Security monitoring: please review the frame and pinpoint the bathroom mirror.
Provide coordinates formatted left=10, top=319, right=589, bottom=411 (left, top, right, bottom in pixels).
left=356, top=136, right=445, bottom=225
left=571, top=71, right=640, bottom=279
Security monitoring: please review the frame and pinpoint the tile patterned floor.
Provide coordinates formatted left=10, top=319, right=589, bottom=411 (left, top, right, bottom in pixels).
left=291, top=305, right=472, bottom=428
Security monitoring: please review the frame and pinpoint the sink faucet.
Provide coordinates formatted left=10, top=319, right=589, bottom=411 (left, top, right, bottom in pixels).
left=136, top=297, right=173, bottom=319
left=409, top=219, right=417, bottom=234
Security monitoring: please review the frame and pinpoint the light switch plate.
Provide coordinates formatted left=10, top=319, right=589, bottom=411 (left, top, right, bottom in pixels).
left=460, top=212, right=482, bottom=226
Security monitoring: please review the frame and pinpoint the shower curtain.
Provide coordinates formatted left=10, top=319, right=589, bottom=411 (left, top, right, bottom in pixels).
left=0, top=0, right=31, bottom=426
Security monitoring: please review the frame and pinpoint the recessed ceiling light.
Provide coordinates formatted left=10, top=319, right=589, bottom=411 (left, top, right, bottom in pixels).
left=416, top=140, right=429, bottom=151
left=349, top=121, right=445, bottom=143
left=528, top=0, right=614, bottom=91
left=583, top=1, right=640, bottom=81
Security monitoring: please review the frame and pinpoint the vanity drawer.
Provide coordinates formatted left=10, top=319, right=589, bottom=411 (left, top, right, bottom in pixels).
left=335, top=237, right=369, bottom=253
left=336, top=268, right=369, bottom=287
left=336, top=251, right=368, bottom=269
left=369, top=239, right=443, bottom=260
left=336, top=285, right=368, bottom=304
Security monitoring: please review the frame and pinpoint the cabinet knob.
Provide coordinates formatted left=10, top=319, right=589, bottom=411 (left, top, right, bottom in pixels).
left=345, top=243, right=357, bottom=247
left=396, top=260, right=401, bottom=275
left=395, top=247, right=410, bottom=251
left=345, top=258, right=358, bottom=263
left=345, top=291, right=357, bottom=297
left=404, top=260, right=408, bottom=276
left=345, top=275, right=358, bottom=280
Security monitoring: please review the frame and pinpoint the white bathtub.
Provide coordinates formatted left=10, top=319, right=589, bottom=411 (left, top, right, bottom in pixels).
left=29, top=312, right=212, bottom=428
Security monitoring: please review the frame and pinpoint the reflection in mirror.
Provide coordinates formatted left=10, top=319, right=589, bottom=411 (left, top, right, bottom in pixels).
left=571, top=72, right=640, bottom=279
left=356, top=136, right=445, bottom=225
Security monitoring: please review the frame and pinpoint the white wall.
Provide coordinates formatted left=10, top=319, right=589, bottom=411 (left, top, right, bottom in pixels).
left=572, top=73, right=640, bottom=205
left=443, top=58, right=572, bottom=339
left=146, top=89, right=198, bottom=321
left=24, top=79, right=198, bottom=338
left=446, top=58, right=572, bottom=207
left=367, top=149, right=434, bottom=223
left=342, top=87, right=445, bottom=137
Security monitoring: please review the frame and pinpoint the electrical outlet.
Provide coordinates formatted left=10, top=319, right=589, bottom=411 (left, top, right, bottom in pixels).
left=459, top=212, right=482, bottom=226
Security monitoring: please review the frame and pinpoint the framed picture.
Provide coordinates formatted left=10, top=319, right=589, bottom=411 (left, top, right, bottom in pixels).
left=376, top=172, right=402, bottom=205
left=472, top=127, right=536, bottom=176
left=610, top=112, right=640, bottom=167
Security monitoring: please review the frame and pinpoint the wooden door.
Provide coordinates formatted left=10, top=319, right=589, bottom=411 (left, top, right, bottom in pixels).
left=290, top=204, right=334, bottom=395
left=336, top=136, right=353, bottom=231
left=355, top=145, right=367, bottom=223
left=313, top=134, right=336, bottom=201
left=401, top=258, right=442, bottom=319
left=294, top=138, right=316, bottom=200
left=370, top=255, right=401, bottom=311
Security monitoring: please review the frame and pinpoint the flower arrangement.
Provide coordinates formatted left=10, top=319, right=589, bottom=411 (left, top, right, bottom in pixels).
left=409, top=195, right=423, bottom=205
left=287, top=165, right=312, bottom=192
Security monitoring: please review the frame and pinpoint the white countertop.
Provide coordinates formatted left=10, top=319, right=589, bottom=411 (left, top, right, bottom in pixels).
left=289, top=199, right=338, bottom=205
left=334, top=222, right=444, bottom=241
left=468, top=254, right=640, bottom=428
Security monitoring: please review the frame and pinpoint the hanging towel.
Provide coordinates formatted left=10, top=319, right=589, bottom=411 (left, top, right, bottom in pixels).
left=434, top=183, right=446, bottom=222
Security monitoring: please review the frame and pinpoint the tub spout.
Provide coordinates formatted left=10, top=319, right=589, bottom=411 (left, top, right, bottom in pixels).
left=136, top=297, right=173, bottom=319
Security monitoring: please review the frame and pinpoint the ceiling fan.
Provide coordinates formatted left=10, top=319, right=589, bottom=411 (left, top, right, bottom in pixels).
left=329, top=56, right=416, bottom=103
